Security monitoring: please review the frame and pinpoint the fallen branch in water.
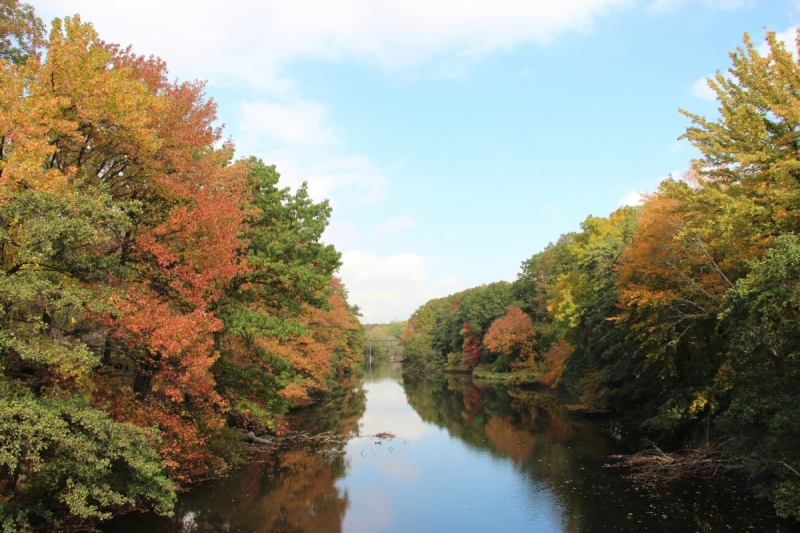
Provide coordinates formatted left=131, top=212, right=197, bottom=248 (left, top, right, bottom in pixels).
left=242, top=431, right=275, bottom=445
left=317, top=449, right=347, bottom=458
left=604, top=439, right=743, bottom=485
left=242, top=429, right=396, bottom=448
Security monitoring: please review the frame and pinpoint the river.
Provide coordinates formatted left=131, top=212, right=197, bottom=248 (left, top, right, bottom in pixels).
left=103, top=361, right=799, bottom=533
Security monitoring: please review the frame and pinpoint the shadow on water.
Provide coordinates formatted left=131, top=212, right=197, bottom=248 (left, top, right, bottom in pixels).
left=103, top=362, right=800, bottom=533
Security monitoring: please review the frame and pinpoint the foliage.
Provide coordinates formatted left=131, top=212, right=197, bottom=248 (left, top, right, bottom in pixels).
left=213, top=159, right=355, bottom=429
left=0, top=0, right=42, bottom=64
left=540, top=340, right=573, bottom=388
left=0, top=388, right=174, bottom=532
left=483, top=306, right=536, bottom=372
left=719, top=235, right=800, bottom=519
left=402, top=283, right=513, bottom=372
left=363, top=321, right=404, bottom=360
left=0, top=4, right=363, bottom=529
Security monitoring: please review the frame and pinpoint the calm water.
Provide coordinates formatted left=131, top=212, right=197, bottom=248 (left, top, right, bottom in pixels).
left=104, top=362, right=799, bottom=533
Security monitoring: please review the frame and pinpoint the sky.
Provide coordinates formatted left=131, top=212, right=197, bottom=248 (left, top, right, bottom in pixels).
left=34, top=0, right=800, bottom=323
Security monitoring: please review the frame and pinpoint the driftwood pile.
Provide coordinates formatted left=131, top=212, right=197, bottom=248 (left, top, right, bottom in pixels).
left=604, top=439, right=742, bottom=484
left=242, top=429, right=396, bottom=457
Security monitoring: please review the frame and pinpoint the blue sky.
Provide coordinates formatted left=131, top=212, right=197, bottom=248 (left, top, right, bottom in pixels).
left=37, top=0, right=800, bottom=322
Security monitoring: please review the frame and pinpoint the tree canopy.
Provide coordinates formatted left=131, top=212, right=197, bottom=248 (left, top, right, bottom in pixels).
left=0, top=3, right=363, bottom=530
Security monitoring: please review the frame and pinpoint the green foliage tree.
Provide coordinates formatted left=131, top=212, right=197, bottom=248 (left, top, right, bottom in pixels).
left=720, top=235, right=800, bottom=519
left=0, top=390, right=174, bottom=532
left=213, top=158, right=343, bottom=430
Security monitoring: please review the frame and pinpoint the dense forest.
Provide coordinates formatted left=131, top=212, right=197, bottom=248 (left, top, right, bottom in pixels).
left=0, top=2, right=364, bottom=531
left=402, top=30, right=800, bottom=520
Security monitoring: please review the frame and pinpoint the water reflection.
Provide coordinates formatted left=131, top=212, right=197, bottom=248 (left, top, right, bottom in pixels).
left=102, top=372, right=366, bottom=533
left=400, top=372, right=800, bottom=533
left=104, top=363, right=800, bottom=533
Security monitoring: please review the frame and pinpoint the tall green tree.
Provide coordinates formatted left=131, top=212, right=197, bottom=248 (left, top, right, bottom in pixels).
left=720, top=235, right=800, bottom=520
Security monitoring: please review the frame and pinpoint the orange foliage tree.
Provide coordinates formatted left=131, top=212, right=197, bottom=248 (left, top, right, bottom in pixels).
left=540, top=340, right=573, bottom=387
left=0, top=5, right=364, bottom=527
left=613, top=177, right=762, bottom=433
left=483, top=306, right=536, bottom=372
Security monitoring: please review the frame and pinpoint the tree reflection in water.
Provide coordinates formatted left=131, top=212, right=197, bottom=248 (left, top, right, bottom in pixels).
left=401, top=373, right=800, bottom=533
left=102, top=373, right=366, bottom=533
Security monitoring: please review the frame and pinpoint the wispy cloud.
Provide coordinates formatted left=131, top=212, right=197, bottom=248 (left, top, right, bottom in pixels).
left=650, top=0, right=748, bottom=13
left=240, top=100, right=341, bottom=146
left=244, top=148, right=390, bottom=206
left=691, top=76, right=717, bottom=101
left=667, top=140, right=685, bottom=153
left=540, top=204, right=561, bottom=217
left=437, top=276, right=463, bottom=290
left=38, top=0, right=645, bottom=223
left=338, top=250, right=466, bottom=322
left=375, top=217, right=415, bottom=235
left=757, top=26, right=799, bottom=58
left=619, top=190, right=644, bottom=206
left=322, top=220, right=364, bottom=248
left=41, top=0, right=635, bottom=85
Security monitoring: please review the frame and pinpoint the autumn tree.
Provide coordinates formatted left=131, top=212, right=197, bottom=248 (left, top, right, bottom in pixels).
left=0, top=4, right=363, bottom=530
left=681, top=29, right=800, bottom=238
left=0, top=9, right=188, bottom=529
left=399, top=29, right=800, bottom=520
left=483, top=307, right=536, bottom=372
left=212, top=159, right=346, bottom=431
left=401, top=304, right=441, bottom=371
left=611, top=182, right=743, bottom=432
left=402, top=282, right=514, bottom=372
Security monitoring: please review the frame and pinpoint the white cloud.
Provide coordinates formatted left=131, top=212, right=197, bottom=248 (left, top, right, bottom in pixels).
left=437, top=276, right=463, bottom=290
left=620, top=190, right=644, bottom=206
left=667, top=140, right=685, bottom=153
left=240, top=100, right=341, bottom=146
left=644, top=166, right=689, bottom=191
left=323, top=220, right=364, bottom=248
left=758, top=26, right=799, bottom=59
left=253, top=148, right=389, bottom=205
left=694, top=26, right=799, bottom=105
left=341, top=250, right=427, bottom=286
left=691, top=76, right=717, bottom=101
left=339, top=250, right=457, bottom=322
left=374, top=217, right=415, bottom=235
left=339, top=250, right=428, bottom=323
left=649, top=0, right=685, bottom=11
left=39, top=0, right=634, bottom=86
left=773, top=26, right=799, bottom=46
left=357, top=187, right=388, bottom=204
left=650, top=0, right=748, bottom=13
left=37, top=0, right=642, bottom=218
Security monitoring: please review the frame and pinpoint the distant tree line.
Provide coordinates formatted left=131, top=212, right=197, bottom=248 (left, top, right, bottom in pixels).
left=402, top=31, right=800, bottom=520
left=364, top=321, right=405, bottom=359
